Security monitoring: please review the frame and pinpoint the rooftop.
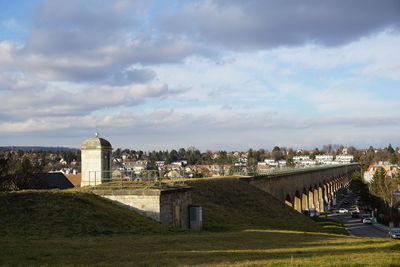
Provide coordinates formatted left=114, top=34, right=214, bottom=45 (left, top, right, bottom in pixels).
left=81, top=136, right=112, bottom=150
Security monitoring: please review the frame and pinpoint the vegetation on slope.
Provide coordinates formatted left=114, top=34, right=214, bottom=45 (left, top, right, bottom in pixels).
left=1, top=178, right=399, bottom=266
left=0, top=177, right=345, bottom=238
left=187, top=178, right=347, bottom=235
left=0, top=190, right=172, bottom=237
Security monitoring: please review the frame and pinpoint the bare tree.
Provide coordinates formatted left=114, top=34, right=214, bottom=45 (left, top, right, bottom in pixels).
left=370, top=168, right=399, bottom=220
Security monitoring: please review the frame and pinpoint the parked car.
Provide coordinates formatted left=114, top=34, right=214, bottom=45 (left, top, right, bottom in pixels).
left=389, top=229, right=400, bottom=239
left=360, top=214, right=371, bottom=223
left=338, top=208, right=348, bottom=213
left=351, top=211, right=359, bottom=218
left=362, top=217, right=373, bottom=224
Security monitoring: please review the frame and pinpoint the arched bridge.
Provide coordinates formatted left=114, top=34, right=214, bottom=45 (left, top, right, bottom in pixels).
left=240, top=164, right=359, bottom=215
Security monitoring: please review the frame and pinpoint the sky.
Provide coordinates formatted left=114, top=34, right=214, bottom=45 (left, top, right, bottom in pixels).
left=0, top=0, right=400, bottom=151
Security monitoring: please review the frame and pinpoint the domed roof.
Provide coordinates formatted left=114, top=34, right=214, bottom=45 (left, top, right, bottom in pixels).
left=81, top=136, right=112, bottom=150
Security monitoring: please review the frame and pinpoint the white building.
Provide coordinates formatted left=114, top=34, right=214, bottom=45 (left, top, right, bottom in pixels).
left=171, top=160, right=187, bottom=166
left=300, top=160, right=317, bottom=166
left=278, top=160, right=287, bottom=166
left=124, top=161, right=148, bottom=174
left=335, top=155, right=354, bottom=163
left=264, top=159, right=279, bottom=166
left=323, top=161, right=341, bottom=165
left=315, top=155, right=334, bottom=163
left=293, top=155, right=310, bottom=163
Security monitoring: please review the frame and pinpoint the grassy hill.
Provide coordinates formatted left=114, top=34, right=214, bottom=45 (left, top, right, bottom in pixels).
left=188, top=178, right=346, bottom=234
left=0, top=178, right=345, bottom=238
left=1, top=178, right=399, bottom=266
left=0, top=190, right=172, bottom=237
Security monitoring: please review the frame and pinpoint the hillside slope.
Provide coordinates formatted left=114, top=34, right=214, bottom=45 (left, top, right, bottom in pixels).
left=188, top=178, right=344, bottom=233
left=0, top=178, right=344, bottom=238
left=0, top=191, right=172, bottom=237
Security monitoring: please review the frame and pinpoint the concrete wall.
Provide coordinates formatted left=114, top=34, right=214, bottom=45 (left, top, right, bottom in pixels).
left=99, top=190, right=161, bottom=221
left=93, top=188, right=192, bottom=228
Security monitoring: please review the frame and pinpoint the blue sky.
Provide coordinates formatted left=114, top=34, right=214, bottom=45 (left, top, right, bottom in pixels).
left=0, top=0, right=400, bottom=151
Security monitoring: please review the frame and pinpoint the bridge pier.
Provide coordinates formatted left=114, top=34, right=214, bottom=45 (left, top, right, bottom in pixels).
left=294, top=194, right=302, bottom=213
left=318, top=186, right=324, bottom=213
left=313, top=187, right=320, bottom=213
left=301, top=191, right=309, bottom=215
left=308, top=188, right=315, bottom=215
left=323, top=184, right=329, bottom=209
left=328, top=181, right=334, bottom=200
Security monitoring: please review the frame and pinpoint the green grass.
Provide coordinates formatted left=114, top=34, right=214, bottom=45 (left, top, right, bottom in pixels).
left=0, top=178, right=398, bottom=266
left=312, top=216, right=349, bottom=235
left=0, top=230, right=398, bottom=266
left=187, top=178, right=346, bottom=234
left=0, top=190, right=173, bottom=237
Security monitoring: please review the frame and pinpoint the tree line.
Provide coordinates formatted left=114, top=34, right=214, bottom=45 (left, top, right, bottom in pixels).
left=0, top=156, right=44, bottom=191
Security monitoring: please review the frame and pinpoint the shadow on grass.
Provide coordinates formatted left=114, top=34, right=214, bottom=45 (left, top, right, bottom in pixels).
left=0, top=229, right=395, bottom=266
left=160, top=241, right=397, bottom=266
left=244, top=229, right=350, bottom=238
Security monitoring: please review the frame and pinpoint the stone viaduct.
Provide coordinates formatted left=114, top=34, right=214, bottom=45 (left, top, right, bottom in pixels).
left=240, top=164, right=359, bottom=215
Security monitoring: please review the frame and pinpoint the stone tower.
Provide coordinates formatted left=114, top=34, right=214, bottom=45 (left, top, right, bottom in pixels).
left=80, top=134, right=112, bottom=186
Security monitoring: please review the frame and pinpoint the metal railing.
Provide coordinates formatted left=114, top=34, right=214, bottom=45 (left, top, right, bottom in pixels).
left=84, top=170, right=186, bottom=189
left=83, top=163, right=358, bottom=188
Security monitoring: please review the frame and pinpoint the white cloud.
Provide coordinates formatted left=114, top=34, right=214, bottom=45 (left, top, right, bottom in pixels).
left=0, top=78, right=180, bottom=119
left=1, top=1, right=400, bottom=149
left=273, top=31, right=400, bottom=80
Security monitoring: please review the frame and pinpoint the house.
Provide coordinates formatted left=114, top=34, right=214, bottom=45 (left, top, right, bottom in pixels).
left=257, top=164, right=270, bottom=173
left=315, top=155, right=333, bottom=164
left=166, top=170, right=183, bottom=178
left=293, top=155, right=310, bottom=164
left=124, top=160, right=148, bottom=174
left=45, top=172, right=81, bottom=188
left=335, top=154, right=354, bottom=163
left=278, top=160, right=287, bottom=166
left=299, top=160, right=317, bottom=166
left=156, top=161, right=165, bottom=167
left=363, top=163, right=399, bottom=183
left=263, top=159, right=279, bottom=167
left=211, top=152, right=220, bottom=159
left=171, top=160, right=187, bottom=166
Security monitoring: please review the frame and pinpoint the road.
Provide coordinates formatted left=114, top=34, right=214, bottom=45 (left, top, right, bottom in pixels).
left=327, top=189, right=388, bottom=238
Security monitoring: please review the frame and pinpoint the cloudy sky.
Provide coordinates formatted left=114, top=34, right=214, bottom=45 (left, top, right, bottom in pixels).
left=0, top=0, right=399, bottom=151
